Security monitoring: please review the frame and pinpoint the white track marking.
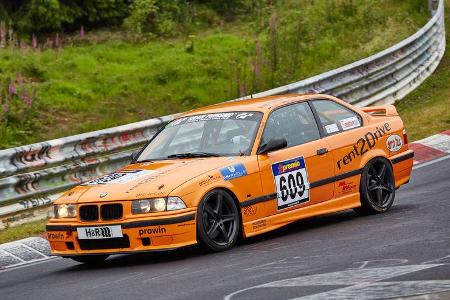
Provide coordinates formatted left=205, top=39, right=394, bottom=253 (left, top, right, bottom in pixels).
left=413, top=154, right=450, bottom=170
left=224, top=264, right=444, bottom=300
left=291, top=281, right=450, bottom=300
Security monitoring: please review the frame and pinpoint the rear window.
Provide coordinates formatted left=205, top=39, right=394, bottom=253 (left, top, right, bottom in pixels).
left=311, top=100, right=362, bottom=135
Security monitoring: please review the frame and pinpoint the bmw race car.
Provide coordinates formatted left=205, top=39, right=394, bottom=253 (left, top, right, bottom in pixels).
left=46, top=94, right=414, bottom=264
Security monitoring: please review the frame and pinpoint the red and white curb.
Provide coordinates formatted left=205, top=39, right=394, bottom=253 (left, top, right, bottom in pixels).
left=410, top=130, right=450, bottom=167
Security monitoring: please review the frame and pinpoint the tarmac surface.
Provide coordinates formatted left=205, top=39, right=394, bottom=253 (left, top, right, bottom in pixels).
left=0, top=157, right=449, bottom=300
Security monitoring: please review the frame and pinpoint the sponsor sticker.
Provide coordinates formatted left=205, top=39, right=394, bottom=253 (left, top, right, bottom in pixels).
left=220, top=163, right=247, bottom=181
left=252, top=220, right=267, bottom=231
left=325, top=123, right=339, bottom=134
left=272, top=156, right=310, bottom=210
left=235, top=113, right=254, bottom=119
left=386, top=134, right=403, bottom=152
left=47, top=232, right=66, bottom=241
left=138, top=226, right=167, bottom=237
left=199, top=174, right=221, bottom=186
left=83, top=170, right=154, bottom=185
left=338, top=180, right=357, bottom=194
left=168, top=112, right=261, bottom=127
left=337, top=123, right=391, bottom=169
left=339, top=116, right=361, bottom=131
left=243, top=206, right=257, bottom=216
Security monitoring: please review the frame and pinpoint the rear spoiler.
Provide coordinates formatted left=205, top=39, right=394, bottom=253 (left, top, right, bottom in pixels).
left=360, top=105, right=399, bottom=116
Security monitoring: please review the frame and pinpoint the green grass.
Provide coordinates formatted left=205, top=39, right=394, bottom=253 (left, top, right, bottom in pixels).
left=395, top=0, right=450, bottom=142
left=0, top=0, right=428, bottom=149
left=0, top=218, right=47, bottom=244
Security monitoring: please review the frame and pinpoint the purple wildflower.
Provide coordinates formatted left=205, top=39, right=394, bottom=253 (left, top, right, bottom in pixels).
left=32, top=34, right=38, bottom=49
left=21, top=92, right=33, bottom=107
left=80, top=26, right=85, bottom=38
left=55, top=33, right=61, bottom=48
left=8, top=82, right=16, bottom=96
left=2, top=102, right=9, bottom=113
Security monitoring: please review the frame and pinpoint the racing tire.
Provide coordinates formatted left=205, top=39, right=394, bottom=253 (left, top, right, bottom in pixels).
left=197, top=189, right=240, bottom=252
left=68, top=255, right=109, bottom=265
left=355, top=157, right=395, bottom=215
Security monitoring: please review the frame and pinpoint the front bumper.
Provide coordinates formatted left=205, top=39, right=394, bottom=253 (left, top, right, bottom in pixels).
left=46, top=211, right=197, bottom=256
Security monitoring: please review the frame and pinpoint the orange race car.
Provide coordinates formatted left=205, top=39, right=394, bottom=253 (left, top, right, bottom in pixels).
left=46, top=94, right=414, bottom=264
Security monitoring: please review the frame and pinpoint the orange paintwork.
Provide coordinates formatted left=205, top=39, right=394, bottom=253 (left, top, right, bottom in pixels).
left=47, top=94, right=413, bottom=256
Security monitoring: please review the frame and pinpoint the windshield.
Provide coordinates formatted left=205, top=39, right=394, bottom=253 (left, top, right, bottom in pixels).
left=137, top=112, right=263, bottom=161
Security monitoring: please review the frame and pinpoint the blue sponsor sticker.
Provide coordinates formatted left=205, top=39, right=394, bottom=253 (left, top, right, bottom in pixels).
left=220, top=163, right=247, bottom=181
left=271, top=156, right=306, bottom=176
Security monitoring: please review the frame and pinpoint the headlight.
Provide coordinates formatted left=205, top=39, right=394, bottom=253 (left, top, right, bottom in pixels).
left=167, top=197, right=186, bottom=211
left=132, top=197, right=186, bottom=214
left=53, top=204, right=77, bottom=218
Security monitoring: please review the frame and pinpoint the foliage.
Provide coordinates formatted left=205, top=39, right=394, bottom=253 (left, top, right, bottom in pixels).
left=0, top=0, right=429, bottom=149
left=0, top=0, right=129, bottom=35
left=0, top=218, right=48, bottom=244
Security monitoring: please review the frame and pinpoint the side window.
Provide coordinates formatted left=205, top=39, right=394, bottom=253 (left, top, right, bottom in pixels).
left=311, top=100, right=362, bottom=135
left=261, top=102, right=320, bottom=148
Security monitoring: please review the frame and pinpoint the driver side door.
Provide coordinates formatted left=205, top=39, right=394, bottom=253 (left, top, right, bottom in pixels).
left=257, top=102, right=335, bottom=217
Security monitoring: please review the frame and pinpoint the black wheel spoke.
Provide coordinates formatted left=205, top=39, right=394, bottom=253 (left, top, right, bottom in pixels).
left=368, top=184, right=378, bottom=192
left=218, top=222, right=230, bottom=243
left=207, top=220, right=219, bottom=236
left=204, top=205, right=216, bottom=217
left=221, top=213, right=236, bottom=223
left=376, top=186, right=383, bottom=205
left=378, top=164, right=386, bottom=179
left=215, top=192, right=223, bottom=215
left=380, top=183, right=394, bottom=193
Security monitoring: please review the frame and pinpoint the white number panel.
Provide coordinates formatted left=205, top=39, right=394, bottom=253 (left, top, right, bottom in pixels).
left=271, top=156, right=310, bottom=210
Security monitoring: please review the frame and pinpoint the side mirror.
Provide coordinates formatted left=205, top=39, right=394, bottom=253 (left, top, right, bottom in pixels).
left=258, top=138, right=287, bottom=154
left=130, top=150, right=140, bottom=162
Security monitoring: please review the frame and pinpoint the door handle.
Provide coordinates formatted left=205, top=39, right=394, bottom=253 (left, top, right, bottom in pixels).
left=317, top=148, right=328, bottom=155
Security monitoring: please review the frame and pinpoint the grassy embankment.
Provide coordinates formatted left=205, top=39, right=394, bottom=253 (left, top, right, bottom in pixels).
left=395, top=0, right=450, bottom=141
left=0, top=0, right=428, bottom=149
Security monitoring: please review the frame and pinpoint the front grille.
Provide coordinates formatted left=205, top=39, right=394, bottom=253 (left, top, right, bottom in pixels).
left=77, top=235, right=130, bottom=250
left=80, top=205, right=99, bottom=221
left=101, top=204, right=123, bottom=220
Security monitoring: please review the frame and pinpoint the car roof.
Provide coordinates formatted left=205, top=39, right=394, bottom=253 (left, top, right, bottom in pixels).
left=179, top=94, right=334, bottom=117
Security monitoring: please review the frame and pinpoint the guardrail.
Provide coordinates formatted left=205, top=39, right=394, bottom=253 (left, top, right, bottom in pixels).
left=0, top=0, right=445, bottom=228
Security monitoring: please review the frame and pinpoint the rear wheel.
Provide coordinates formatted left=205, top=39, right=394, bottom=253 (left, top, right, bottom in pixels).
left=197, top=190, right=240, bottom=252
left=68, top=254, right=109, bottom=265
left=355, top=158, right=395, bottom=215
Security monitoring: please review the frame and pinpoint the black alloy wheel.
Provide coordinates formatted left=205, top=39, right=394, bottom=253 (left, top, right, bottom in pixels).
left=355, top=158, right=396, bottom=215
left=197, top=189, right=240, bottom=252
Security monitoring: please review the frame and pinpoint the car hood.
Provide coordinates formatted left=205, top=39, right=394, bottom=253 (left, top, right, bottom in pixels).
left=66, top=157, right=232, bottom=204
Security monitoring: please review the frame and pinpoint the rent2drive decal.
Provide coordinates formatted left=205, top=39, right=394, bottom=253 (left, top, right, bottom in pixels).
left=272, top=156, right=310, bottom=210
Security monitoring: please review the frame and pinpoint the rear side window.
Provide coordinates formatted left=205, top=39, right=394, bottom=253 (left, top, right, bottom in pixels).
left=311, top=100, right=362, bottom=135
left=261, top=102, right=320, bottom=148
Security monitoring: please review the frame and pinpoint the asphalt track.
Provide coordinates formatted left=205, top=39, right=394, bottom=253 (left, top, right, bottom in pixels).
left=1, top=157, right=449, bottom=300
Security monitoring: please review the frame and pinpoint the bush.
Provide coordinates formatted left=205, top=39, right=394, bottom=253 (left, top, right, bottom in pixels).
left=0, top=0, right=129, bottom=35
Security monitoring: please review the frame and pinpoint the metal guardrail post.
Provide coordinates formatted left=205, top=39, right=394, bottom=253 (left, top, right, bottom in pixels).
left=429, top=0, right=439, bottom=16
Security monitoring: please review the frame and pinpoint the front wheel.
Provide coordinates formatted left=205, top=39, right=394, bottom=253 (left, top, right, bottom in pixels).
left=355, top=158, right=395, bottom=215
left=68, top=254, right=109, bottom=265
left=197, top=189, right=240, bottom=252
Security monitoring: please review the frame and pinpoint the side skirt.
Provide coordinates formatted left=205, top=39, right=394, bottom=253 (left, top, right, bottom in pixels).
left=242, top=193, right=361, bottom=238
